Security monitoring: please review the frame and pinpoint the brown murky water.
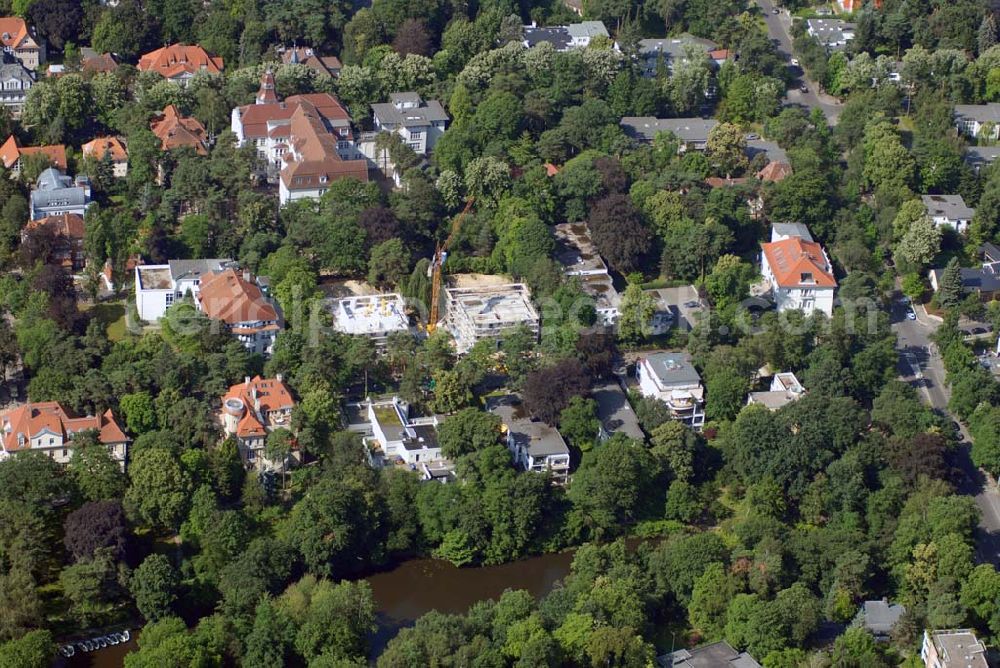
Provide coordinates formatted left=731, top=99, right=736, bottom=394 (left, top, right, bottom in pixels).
left=59, top=634, right=137, bottom=668
left=367, top=550, right=577, bottom=654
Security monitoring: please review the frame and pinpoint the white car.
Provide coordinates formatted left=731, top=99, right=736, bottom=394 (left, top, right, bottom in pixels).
left=790, top=58, right=800, bottom=66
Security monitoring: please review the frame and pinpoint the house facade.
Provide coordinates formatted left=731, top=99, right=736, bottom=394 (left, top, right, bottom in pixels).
left=138, top=43, right=223, bottom=85
left=220, top=375, right=295, bottom=470
left=0, top=17, right=44, bottom=70
left=759, top=225, right=836, bottom=316
left=0, top=59, right=32, bottom=118
left=955, top=103, right=1000, bottom=141
left=347, top=396, right=449, bottom=479
left=922, top=194, right=973, bottom=233
left=150, top=105, right=209, bottom=155
left=82, top=136, right=128, bottom=178
left=0, top=402, right=129, bottom=468
left=29, top=168, right=92, bottom=220
left=636, top=352, right=706, bottom=430
left=196, top=268, right=281, bottom=356
left=370, top=92, right=449, bottom=155
left=134, top=258, right=236, bottom=322
left=487, top=395, right=571, bottom=485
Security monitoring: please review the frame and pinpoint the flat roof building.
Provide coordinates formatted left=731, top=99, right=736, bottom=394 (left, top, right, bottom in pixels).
left=553, top=222, right=621, bottom=326
left=331, top=293, right=409, bottom=349
left=636, top=352, right=705, bottom=430
left=444, top=283, right=540, bottom=354
left=747, top=372, right=805, bottom=411
left=921, top=629, right=988, bottom=668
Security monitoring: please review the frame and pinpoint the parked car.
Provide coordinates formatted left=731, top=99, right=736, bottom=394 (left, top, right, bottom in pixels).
left=906, top=307, right=917, bottom=321
left=772, top=7, right=780, bottom=13
left=799, top=83, right=809, bottom=92
left=746, top=133, right=760, bottom=140
left=790, top=58, right=799, bottom=66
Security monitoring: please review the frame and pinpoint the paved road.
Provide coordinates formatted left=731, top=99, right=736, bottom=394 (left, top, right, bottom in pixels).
left=891, top=298, right=1000, bottom=565
left=754, top=0, right=844, bottom=123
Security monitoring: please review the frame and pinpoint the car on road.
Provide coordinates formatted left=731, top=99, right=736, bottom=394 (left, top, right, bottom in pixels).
left=772, top=7, right=779, bottom=13
left=790, top=58, right=799, bottom=66
left=746, top=133, right=759, bottom=140
left=906, top=307, right=917, bottom=321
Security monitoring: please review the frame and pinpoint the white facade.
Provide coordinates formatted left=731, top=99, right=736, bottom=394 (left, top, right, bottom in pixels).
left=331, top=293, right=409, bottom=349
left=370, top=93, right=449, bottom=156
left=444, top=284, right=540, bottom=354
left=922, top=195, right=973, bottom=234
left=636, top=353, right=705, bottom=430
left=760, top=253, right=836, bottom=316
left=955, top=104, right=1000, bottom=141
left=133, top=258, right=235, bottom=322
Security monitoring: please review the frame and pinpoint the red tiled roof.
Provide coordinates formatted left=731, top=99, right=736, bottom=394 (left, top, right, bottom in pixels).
left=222, top=376, right=295, bottom=439
left=82, top=51, right=117, bottom=74
left=705, top=176, right=748, bottom=188
left=234, top=92, right=351, bottom=141
left=150, top=105, right=208, bottom=154
left=82, top=136, right=128, bottom=162
left=0, top=402, right=129, bottom=453
left=0, top=17, right=36, bottom=50
left=757, top=161, right=792, bottom=182
left=23, top=212, right=85, bottom=240
left=138, top=43, right=223, bottom=79
left=761, top=237, right=836, bottom=288
left=0, top=135, right=68, bottom=171
left=197, top=268, right=278, bottom=325
left=544, top=162, right=560, bottom=176
left=279, top=101, right=367, bottom=191
left=709, top=49, right=730, bottom=60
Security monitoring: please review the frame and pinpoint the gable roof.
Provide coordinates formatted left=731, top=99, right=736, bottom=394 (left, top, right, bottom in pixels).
left=0, top=402, right=128, bottom=452
left=757, top=161, right=792, bottom=182
left=138, top=43, right=223, bottom=79
left=0, top=135, right=67, bottom=171
left=234, top=92, right=352, bottom=141
left=150, top=105, right=208, bottom=154
left=0, top=17, right=36, bottom=50
left=620, top=117, right=717, bottom=143
left=922, top=194, right=974, bottom=221
left=82, top=136, right=128, bottom=162
left=279, top=46, right=342, bottom=76
left=223, top=376, right=295, bottom=415
left=23, top=212, right=84, bottom=239
left=279, top=100, right=368, bottom=191
left=197, top=268, right=278, bottom=325
left=761, top=237, right=837, bottom=288
left=80, top=48, right=117, bottom=74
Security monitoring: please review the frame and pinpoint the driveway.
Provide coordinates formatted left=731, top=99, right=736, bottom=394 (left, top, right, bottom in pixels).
left=891, top=297, right=1000, bottom=565
left=754, top=0, right=844, bottom=123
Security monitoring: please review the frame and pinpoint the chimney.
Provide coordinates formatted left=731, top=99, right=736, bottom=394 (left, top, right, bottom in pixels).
left=243, top=269, right=251, bottom=283
left=244, top=376, right=250, bottom=386
left=276, top=373, right=283, bottom=382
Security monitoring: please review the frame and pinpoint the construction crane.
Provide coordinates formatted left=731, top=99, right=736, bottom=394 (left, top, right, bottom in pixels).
left=426, top=198, right=475, bottom=333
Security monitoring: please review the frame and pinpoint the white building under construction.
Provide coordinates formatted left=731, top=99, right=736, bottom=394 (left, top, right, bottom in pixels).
left=443, top=284, right=540, bottom=354
left=331, top=293, right=410, bottom=349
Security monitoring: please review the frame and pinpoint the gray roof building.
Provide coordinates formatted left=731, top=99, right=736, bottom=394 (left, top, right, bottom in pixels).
left=922, top=194, right=974, bottom=222
left=29, top=168, right=92, bottom=220
left=642, top=352, right=703, bottom=387
left=963, top=145, right=1000, bottom=171
left=982, top=242, right=1000, bottom=263
left=955, top=103, right=1000, bottom=125
left=806, top=18, right=856, bottom=48
left=167, top=258, right=235, bottom=282
left=592, top=381, right=645, bottom=442
left=487, top=396, right=570, bottom=458
left=771, top=222, right=814, bottom=242
left=371, top=93, right=449, bottom=129
left=620, top=117, right=717, bottom=146
left=659, top=641, right=762, bottom=668
left=522, top=20, right=609, bottom=51
left=746, top=139, right=787, bottom=164
left=638, top=35, right=717, bottom=75
left=856, top=599, right=905, bottom=637
left=0, top=60, right=32, bottom=112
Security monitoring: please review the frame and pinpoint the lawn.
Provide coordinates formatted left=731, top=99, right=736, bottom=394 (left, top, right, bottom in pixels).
left=86, top=302, right=128, bottom=341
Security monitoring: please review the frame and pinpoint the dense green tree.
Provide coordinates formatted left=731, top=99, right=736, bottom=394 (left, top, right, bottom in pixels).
left=130, top=554, right=180, bottom=622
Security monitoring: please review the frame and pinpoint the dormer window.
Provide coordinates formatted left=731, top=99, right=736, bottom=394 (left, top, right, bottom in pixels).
left=319, top=175, right=328, bottom=183
left=800, top=272, right=815, bottom=284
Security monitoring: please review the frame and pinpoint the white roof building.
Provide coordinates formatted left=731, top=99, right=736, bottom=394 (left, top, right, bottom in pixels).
left=331, top=293, right=409, bottom=349
left=443, top=284, right=540, bottom=354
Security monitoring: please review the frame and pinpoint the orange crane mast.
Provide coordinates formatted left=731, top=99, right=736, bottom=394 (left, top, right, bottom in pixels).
left=426, top=198, right=475, bottom=333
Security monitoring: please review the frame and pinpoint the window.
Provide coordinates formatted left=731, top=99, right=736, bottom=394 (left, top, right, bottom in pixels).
left=165, top=293, right=173, bottom=305
left=410, top=130, right=423, bottom=139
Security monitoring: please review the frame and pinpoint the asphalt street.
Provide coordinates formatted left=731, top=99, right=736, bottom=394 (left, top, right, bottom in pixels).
left=754, top=0, right=844, bottom=123
left=891, top=299, right=1000, bottom=566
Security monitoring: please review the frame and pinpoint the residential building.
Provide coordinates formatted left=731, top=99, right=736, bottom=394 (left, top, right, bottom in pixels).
left=278, top=46, right=342, bottom=77
left=196, top=268, right=281, bottom=356
left=636, top=352, right=705, bottom=430
left=487, top=395, right=571, bottom=484
left=331, top=293, right=410, bottom=350
left=443, top=284, right=540, bottom=354
left=29, top=168, right=92, bottom=220
left=955, top=103, right=1000, bottom=141
left=592, top=381, right=645, bottom=442
left=747, top=372, right=805, bottom=411
left=964, top=145, right=1000, bottom=173
left=370, top=92, right=449, bottom=155
left=0, top=17, right=44, bottom=70
left=276, top=97, right=369, bottom=204
left=620, top=117, right=717, bottom=150
left=854, top=599, right=905, bottom=641
left=757, top=160, right=792, bottom=182
left=522, top=20, right=610, bottom=51
left=82, top=136, right=128, bottom=178
left=770, top=222, right=813, bottom=242
left=921, top=629, right=987, bottom=668
left=922, top=194, right=974, bottom=233
left=0, top=135, right=66, bottom=174
left=637, top=35, right=718, bottom=77
left=760, top=226, right=836, bottom=316
left=645, top=285, right=707, bottom=333
left=231, top=70, right=361, bottom=172
left=138, top=43, right=224, bottom=85
left=220, top=375, right=295, bottom=470
left=21, top=212, right=86, bottom=271
left=134, top=258, right=237, bottom=321
left=553, top=222, right=621, bottom=326
left=0, top=58, right=32, bottom=117
left=80, top=47, right=117, bottom=74
left=806, top=18, right=856, bottom=49
left=150, top=105, right=209, bottom=155
left=0, top=402, right=128, bottom=468
left=658, top=641, right=762, bottom=668
left=928, top=257, right=1000, bottom=302
left=347, top=396, right=447, bottom=478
